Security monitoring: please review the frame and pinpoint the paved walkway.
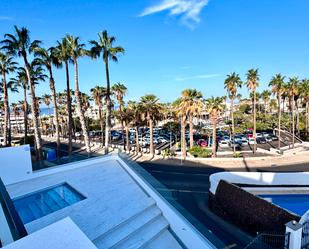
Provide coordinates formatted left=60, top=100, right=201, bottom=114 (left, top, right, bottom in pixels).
left=130, top=150, right=309, bottom=172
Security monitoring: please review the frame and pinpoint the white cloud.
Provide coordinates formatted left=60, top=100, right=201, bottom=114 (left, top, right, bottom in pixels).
left=0, top=16, right=13, bottom=20
left=139, top=0, right=209, bottom=28
left=175, top=73, right=220, bottom=81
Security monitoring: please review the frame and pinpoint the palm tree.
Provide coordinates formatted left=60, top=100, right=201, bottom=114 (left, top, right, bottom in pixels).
left=173, top=97, right=187, bottom=159
left=42, top=94, right=51, bottom=115
left=140, top=94, right=162, bottom=156
left=89, top=30, right=125, bottom=154
left=122, top=107, right=134, bottom=152
left=11, top=103, right=20, bottom=133
left=300, top=79, right=309, bottom=136
left=224, top=72, right=242, bottom=152
left=112, top=82, right=127, bottom=149
left=246, top=69, right=260, bottom=154
left=2, top=26, right=43, bottom=160
left=269, top=74, right=285, bottom=150
left=42, top=94, right=52, bottom=136
left=55, top=38, right=73, bottom=157
left=112, top=82, right=127, bottom=110
left=286, top=77, right=299, bottom=148
left=91, top=86, right=106, bottom=145
left=128, top=101, right=142, bottom=154
left=206, top=97, right=224, bottom=157
left=0, top=51, right=17, bottom=146
left=34, top=46, right=61, bottom=157
left=66, top=35, right=90, bottom=153
left=261, top=90, right=271, bottom=115
left=269, top=99, right=277, bottom=113
left=10, top=68, right=29, bottom=143
left=236, top=93, right=242, bottom=102
left=179, top=89, right=203, bottom=149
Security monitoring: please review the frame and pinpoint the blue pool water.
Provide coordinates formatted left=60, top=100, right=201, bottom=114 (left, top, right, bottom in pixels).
left=260, top=194, right=309, bottom=216
left=13, top=183, right=85, bottom=224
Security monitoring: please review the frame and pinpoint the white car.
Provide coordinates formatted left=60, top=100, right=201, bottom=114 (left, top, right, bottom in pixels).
left=219, top=140, right=229, bottom=148
left=256, top=133, right=263, bottom=138
left=248, top=137, right=256, bottom=145
left=241, top=137, right=248, bottom=144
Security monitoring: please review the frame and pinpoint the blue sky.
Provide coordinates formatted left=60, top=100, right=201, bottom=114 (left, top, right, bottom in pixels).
left=1, top=0, right=309, bottom=104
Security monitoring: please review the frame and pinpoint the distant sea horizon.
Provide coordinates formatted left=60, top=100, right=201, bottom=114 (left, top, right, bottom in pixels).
left=40, top=107, right=54, bottom=116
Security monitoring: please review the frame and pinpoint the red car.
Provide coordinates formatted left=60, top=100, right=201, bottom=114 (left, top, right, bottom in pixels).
left=197, top=139, right=207, bottom=147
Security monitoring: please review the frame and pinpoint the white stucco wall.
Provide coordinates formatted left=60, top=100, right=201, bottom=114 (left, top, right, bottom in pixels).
left=0, top=145, right=32, bottom=185
left=2, top=218, right=97, bottom=249
left=209, top=171, right=309, bottom=195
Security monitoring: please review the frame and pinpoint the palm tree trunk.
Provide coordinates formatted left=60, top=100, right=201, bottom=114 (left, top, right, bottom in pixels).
left=104, top=58, right=111, bottom=154
left=135, top=126, right=139, bottom=154
left=149, top=116, right=154, bottom=156
left=125, top=124, right=130, bottom=152
left=181, top=116, right=186, bottom=159
left=253, top=90, right=257, bottom=154
left=278, top=95, right=281, bottom=150
left=73, top=59, right=91, bottom=154
left=189, top=114, right=194, bottom=148
left=13, top=111, right=18, bottom=133
left=231, top=97, right=235, bottom=153
left=292, top=95, right=295, bottom=148
left=23, top=86, right=28, bottom=144
left=98, top=103, right=104, bottom=146
left=65, top=60, right=73, bottom=157
left=212, top=116, right=217, bottom=158
left=48, top=67, right=61, bottom=158
left=306, top=101, right=309, bottom=136
left=24, top=58, right=42, bottom=161
left=295, top=99, right=300, bottom=136
left=2, top=69, right=9, bottom=146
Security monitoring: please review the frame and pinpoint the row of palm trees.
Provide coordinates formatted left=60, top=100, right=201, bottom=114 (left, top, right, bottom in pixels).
left=1, top=27, right=309, bottom=160
left=225, top=70, right=309, bottom=152
left=0, top=26, right=124, bottom=161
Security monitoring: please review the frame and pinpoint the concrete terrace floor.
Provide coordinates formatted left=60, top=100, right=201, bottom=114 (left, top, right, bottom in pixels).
left=6, top=158, right=183, bottom=249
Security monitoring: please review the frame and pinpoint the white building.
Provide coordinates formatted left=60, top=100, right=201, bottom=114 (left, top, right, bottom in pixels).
left=0, top=146, right=215, bottom=249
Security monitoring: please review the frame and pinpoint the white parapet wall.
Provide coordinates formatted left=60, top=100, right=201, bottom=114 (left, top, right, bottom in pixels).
left=0, top=145, right=32, bottom=185
left=2, top=217, right=97, bottom=249
left=116, top=155, right=216, bottom=249
left=209, top=172, right=309, bottom=195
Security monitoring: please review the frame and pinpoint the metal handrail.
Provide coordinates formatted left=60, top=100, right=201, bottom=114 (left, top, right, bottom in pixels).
left=0, top=178, right=27, bottom=242
left=245, top=232, right=290, bottom=249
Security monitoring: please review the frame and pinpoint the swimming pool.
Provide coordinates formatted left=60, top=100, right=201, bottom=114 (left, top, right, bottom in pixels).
left=13, top=183, right=85, bottom=224
left=260, top=194, right=309, bottom=216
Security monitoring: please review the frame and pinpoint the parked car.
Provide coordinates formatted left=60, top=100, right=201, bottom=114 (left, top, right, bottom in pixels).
left=248, top=137, right=256, bottom=145
left=219, top=140, right=229, bottom=148
left=256, top=137, right=267, bottom=144
left=241, top=136, right=248, bottom=145
left=269, top=134, right=278, bottom=141
left=265, top=135, right=273, bottom=142
left=197, top=139, right=207, bottom=147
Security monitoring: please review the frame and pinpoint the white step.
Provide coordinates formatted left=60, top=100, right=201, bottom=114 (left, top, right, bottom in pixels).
left=143, top=230, right=183, bottom=249
left=112, top=216, right=169, bottom=249
left=94, top=205, right=161, bottom=248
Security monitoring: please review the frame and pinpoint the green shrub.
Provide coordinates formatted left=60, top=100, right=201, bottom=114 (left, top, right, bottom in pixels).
left=189, top=146, right=212, bottom=158
left=233, top=152, right=242, bottom=158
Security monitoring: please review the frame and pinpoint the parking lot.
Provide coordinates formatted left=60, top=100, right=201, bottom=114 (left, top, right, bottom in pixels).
left=84, top=127, right=302, bottom=157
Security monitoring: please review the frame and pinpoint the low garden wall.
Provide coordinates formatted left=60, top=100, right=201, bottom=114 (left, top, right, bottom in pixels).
left=209, top=180, right=300, bottom=235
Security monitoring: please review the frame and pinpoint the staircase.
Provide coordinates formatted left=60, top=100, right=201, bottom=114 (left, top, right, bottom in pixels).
left=93, top=202, right=182, bottom=249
